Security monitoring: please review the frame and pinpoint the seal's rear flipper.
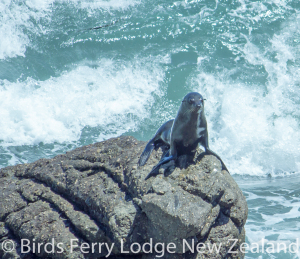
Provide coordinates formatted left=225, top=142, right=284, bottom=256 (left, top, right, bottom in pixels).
left=145, top=155, right=175, bottom=180
left=138, top=141, right=155, bottom=166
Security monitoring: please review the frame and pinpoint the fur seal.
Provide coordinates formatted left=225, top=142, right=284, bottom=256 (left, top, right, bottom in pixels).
left=138, top=92, right=228, bottom=179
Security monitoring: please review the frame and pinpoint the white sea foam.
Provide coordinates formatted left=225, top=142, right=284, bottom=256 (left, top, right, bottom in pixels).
left=237, top=174, right=300, bottom=258
left=0, top=0, right=139, bottom=60
left=0, top=0, right=55, bottom=60
left=193, top=12, right=300, bottom=177
left=77, top=0, right=140, bottom=11
left=245, top=194, right=300, bottom=258
left=0, top=57, right=164, bottom=146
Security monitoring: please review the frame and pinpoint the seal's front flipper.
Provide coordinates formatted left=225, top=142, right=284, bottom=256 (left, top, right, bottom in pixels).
left=138, top=141, right=155, bottom=166
left=145, top=155, right=175, bottom=180
left=205, top=148, right=229, bottom=173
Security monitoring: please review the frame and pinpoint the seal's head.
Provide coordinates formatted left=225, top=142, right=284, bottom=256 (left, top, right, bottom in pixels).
left=182, top=92, right=205, bottom=113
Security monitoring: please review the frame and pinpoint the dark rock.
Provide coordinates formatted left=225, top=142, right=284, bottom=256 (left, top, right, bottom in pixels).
left=0, top=136, right=247, bottom=259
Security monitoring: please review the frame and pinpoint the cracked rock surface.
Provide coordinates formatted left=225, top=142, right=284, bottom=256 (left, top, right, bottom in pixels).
left=0, top=136, right=247, bottom=259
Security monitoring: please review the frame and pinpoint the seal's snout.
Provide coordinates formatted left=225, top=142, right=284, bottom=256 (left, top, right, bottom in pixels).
left=195, top=99, right=203, bottom=108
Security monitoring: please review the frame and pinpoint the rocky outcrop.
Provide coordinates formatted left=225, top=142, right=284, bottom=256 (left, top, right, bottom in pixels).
left=0, top=136, right=247, bottom=259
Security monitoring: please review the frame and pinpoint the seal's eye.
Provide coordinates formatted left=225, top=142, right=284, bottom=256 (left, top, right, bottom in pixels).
left=188, top=98, right=194, bottom=104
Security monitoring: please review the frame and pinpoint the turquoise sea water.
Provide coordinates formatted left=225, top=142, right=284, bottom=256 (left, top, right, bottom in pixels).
left=1, top=0, right=300, bottom=258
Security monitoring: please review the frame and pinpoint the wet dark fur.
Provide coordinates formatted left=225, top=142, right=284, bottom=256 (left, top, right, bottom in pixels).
left=138, top=92, right=228, bottom=179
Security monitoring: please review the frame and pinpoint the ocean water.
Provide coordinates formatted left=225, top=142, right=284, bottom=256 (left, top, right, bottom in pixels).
left=1, top=0, right=300, bottom=258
